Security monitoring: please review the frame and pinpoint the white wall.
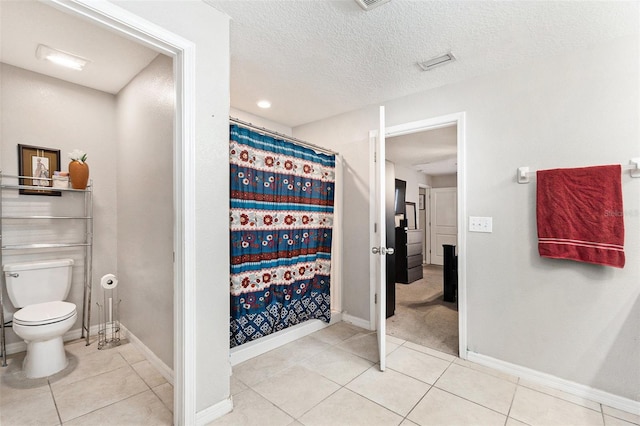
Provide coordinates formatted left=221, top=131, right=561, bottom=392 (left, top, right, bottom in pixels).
left=393, top=163, right=429, bottom=205
left=294, top=35, right=640, bottom=401
left=116, top=54, right=174, bottom=368
left=113, top=0, right=231, bottom=412
left=430, top=173, right=457, bottom=188
left=0, top=63, right=118, bottom=345
left=230, top=107, right=292, bottom=136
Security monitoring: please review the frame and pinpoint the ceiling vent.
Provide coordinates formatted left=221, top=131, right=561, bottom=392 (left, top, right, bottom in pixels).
left=417, top=52, right=456, bottom=71
left=355, top=0, right=391, bottom=11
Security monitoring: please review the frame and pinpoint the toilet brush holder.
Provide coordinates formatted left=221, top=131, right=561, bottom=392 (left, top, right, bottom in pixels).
left=97, top=274, right=121, bottom=350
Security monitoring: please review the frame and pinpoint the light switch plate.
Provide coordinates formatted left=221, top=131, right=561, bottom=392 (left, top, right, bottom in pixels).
left=469, top=216, right=493, bottom=233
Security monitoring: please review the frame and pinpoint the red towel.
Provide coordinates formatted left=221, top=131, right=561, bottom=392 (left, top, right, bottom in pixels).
left=536, top=165, right=625, bottom=268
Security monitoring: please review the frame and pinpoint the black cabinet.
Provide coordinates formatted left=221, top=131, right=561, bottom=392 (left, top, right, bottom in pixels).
left=395, top=228, right=423, bottom=284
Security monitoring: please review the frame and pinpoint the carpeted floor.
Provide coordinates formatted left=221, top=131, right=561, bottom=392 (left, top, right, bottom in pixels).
left=386, top=264, right=459, bottom=356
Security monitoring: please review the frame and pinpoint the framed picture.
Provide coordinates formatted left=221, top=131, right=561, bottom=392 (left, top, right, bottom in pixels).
left=419, top=193, right=425, bottom=210
left=18, top=144, right=61, bottom=196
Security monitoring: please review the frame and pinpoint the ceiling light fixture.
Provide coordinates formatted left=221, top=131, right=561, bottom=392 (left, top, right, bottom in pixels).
left=257, top=100, right=272, bottom=109
left=417, top=52, right=456, bottom=71
left=354, top=0, right=391, bottom=11
left=36, top=44, right=88, bottom=71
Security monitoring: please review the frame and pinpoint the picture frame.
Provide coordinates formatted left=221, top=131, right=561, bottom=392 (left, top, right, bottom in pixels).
left=17, top=144, right=62, bottom=196
left=419, top=193, right=425, bottom=210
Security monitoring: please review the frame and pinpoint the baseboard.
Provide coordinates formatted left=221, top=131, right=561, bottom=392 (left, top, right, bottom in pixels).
left=120, top=324, right=174, bottom=386
left=341, top=313, right=371, bottom=330
left=230, top=317, right=333, bottom=366
left=196, top=396, right=233, bottom=426
left=467, top=352, right=640, bottom=415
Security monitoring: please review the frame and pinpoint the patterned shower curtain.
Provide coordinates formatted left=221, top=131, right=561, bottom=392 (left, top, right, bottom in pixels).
left=229, top=124, right=335, bottom=348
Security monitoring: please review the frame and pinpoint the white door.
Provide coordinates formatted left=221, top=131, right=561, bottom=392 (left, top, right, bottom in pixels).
left=372, top=106, right=388, bottom=371
left=430, top=187, right=457, bottom=265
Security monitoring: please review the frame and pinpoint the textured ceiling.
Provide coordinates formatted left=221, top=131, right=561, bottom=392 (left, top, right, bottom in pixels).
left=207, top=0, right=639, bottom=127
left=0, top=1, right=159, bottom=95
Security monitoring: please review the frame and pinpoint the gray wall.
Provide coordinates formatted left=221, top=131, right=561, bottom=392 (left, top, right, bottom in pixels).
left=294, top=35, right=640, bottom=401
left=0, top=63, right=118, bottom=344
left=114, top=0, right=232, bottom=411
left=116, top=54, right=174, bottom=367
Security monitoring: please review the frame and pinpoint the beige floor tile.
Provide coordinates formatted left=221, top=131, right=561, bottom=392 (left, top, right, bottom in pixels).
left=506, top=417, right=531, bottom=426
left=48, top=348, right=128, bottom=387
left=403, top=341, right=457, bottom=362
left=63, top=337, right=100, bottom=358
left=117, top=341, right=147, bottom=365
left=346, top=366, right=431, bottom=416
left=387, top=334, right=406, bottom=345
left=230, top=374, right=248, bottom=395
left=454, top=357, right=518, bottom=383
left=299, top=387, right=403, bottom=426
left=132, top=359, right=167, bottom=388
left=65, top=389, right=172, bottom=425
left=510, top=386, right=604, bottom=426
left=407, top=387, right=506, bottom=426
left=303, top=346, right=374, bottom=385
left=208, top=388, right=293, bottom=426
left=386, top=346, right=451, bottom=385
left=605, top=415, right=638, bottom=426
left=52, top=364, right=149, bottom=422
left=252, top=364, right=340, bottom=418
left=336, top=332, right=399, bottom=362
left=0, top=384, right=59, bottom=426
left=400, top=420, right=420, bottom=426
left=272, top=335, right=331, bottom=363
left=309, top=322, right=367, bottom=345
left=153, top=382, right=174, bottom=413
left=603, top=405, right=640, bottom=425
left=519, top=379, right=601, bottom=411
left=232, top=346, right=296, bottom=387
left=434, top=363, right=517, bottom=414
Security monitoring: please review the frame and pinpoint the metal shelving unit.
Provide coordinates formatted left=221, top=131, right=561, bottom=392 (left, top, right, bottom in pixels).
left=0, top=172, right=93, bottom=367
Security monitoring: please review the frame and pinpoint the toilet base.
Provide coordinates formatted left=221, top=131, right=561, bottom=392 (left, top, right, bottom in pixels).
left=23, top=337, right=68, bottom=378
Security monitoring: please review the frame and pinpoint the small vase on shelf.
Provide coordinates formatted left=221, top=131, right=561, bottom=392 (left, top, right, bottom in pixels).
left=68, top=149, right=89, bottom=190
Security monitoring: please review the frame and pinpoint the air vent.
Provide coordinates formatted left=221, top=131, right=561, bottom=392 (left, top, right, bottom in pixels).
left=417, top=52, right=456, bottom=71
left=355, top=0, right=391, bottom=11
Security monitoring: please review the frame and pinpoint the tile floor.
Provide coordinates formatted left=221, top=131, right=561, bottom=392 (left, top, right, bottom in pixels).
left=1, top=323, right=638, bottom=426
left=0, top=337, right=173, bottom=425
left=213, top=322, right=640, bottom=426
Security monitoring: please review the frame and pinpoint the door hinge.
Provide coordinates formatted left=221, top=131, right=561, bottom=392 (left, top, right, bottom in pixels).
left=374, top=151, right=377, bottom=162
left=375, top=293, right=378, bottom=304
left=374, top=223, right=377, bottom=233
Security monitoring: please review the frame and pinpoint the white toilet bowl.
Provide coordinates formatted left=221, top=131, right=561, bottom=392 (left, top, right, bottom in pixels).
left=12, top=301, right=77, bottom=378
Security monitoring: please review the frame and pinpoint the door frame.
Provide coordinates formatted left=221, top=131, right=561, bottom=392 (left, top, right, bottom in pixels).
left=48, top=1, right=197, bottom=423
left=418, top=184, right=430, bottom=265
left=370, top=111, right=467, bottom=359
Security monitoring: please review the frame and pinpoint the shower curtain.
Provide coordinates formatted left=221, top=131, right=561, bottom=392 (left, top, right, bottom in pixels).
left=229, top=124, right=335, bottom=348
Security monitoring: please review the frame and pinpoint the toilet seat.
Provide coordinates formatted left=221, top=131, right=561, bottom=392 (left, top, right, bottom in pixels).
left=13, top=301, right=76, bottom=326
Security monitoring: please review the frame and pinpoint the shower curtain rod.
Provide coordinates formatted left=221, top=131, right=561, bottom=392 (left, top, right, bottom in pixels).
left=229, top=116, right=339, bottom=156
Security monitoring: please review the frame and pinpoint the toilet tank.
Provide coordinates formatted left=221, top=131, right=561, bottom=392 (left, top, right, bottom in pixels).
left=3, top=259, right=74, bottom=308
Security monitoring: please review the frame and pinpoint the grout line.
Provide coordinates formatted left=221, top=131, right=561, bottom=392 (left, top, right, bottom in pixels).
left=504, top=377, right=520, bottom=425
left=47, top=379, right=63, bottom=426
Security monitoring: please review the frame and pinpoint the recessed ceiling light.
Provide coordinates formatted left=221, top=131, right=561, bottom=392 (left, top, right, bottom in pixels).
left=417, top=52, right=456, bottom=72
left=257, top=100, right=272, bottom=109
left=36, top=44, right=88, bottom=71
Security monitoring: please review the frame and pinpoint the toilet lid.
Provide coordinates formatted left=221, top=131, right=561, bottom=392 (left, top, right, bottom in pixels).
left=13, top=301, right=76, bottom=326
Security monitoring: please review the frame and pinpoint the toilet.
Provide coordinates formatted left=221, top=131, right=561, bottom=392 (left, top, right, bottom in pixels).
left=3, top=259, right=77, bottom=378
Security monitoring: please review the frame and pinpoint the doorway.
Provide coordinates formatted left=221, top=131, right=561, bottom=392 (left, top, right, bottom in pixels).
left=372, top=112, right=467, bottom=360
left=27, top=1, right=196, bottom=422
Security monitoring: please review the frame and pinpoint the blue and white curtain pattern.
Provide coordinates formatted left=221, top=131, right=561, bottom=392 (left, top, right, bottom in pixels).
left=229, top=125, right=335, bottom=348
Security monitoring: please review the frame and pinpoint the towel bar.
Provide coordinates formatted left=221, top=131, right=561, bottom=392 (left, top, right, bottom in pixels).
left=517, top=158, right=640, bottom=184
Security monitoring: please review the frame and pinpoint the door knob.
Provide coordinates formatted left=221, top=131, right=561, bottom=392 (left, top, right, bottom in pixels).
left=386, top=247, right=395, bottom=255
left=372, top=247, right=380, bottom=254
